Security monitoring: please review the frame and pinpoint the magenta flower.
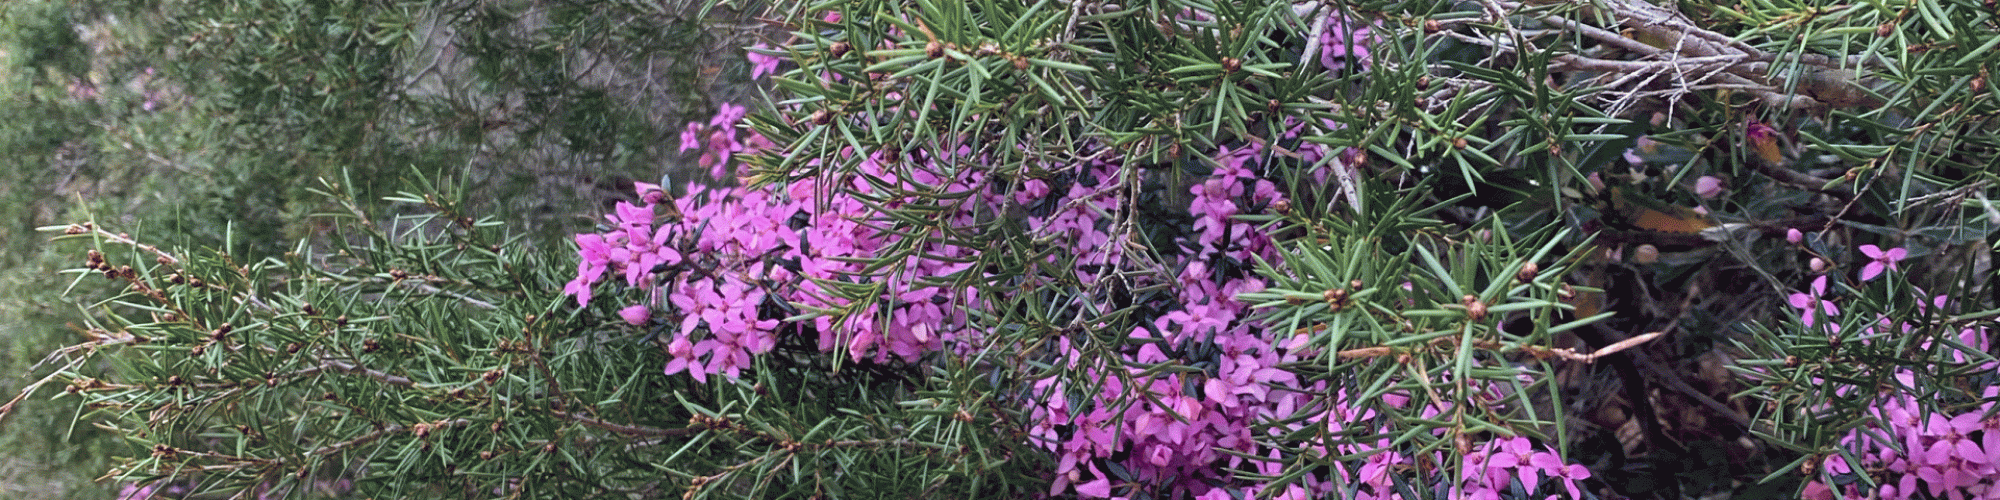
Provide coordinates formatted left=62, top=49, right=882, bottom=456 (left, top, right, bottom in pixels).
left=1319, top=12, right=1376, bottom=70
left=635, top=181, right=667, bottom=205
left=1532, top=451, right=1593, bottom=499
left=1621, top=148, right=1644, bottom=166
left=1483, top=437, right=1542, bottom=492
left=679, top=123, right=704, bottom=153
left=661, top=337, right=705, bottom=383
left=710, top=103, right=747, bottom=128
left=747, top=43, right=782, bottom=80
left=563, top=233, right=615, bottom=306
left=1787, top=275, right=1839, bottom=328
left=116, top=483, right=160, bottom=500
left=1921, top=412, right=1988, bottom=467
left=1859, top=244, right=1907, bottom=281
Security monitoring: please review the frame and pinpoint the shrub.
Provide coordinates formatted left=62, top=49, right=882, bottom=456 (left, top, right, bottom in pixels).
left=11, top=0, right=1999, bottom=499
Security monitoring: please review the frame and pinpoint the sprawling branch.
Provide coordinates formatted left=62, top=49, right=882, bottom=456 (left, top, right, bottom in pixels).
left=1477, top=0, right=1886, bottom=112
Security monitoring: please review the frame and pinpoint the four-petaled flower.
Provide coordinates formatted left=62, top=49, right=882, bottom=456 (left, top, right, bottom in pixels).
left=1788, top=275, right=1839, bottom=328
left=747, top=43, right=782, bottom=80
left=1859, top=244, right=1907, bottom=281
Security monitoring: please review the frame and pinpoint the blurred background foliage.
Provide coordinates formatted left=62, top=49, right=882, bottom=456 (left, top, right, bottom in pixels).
left=0, top=0, right=776, bottom=496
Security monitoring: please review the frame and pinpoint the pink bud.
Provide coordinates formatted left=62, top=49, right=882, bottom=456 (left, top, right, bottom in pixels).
left=1694, top=176, right=1725, bottom=199
left=1810, top=258, right=1827, bottom=273
left=1787, top=228, right=1804, bottom=245
left=618, top=304, right=651, bottom=325
left=635, top=182, right=667, bottom=205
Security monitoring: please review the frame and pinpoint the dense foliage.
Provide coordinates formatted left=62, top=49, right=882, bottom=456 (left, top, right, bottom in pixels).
left=4, top=0, right=1997, bottom=499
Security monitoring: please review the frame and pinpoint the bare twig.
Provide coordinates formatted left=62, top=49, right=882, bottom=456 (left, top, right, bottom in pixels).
left=304, top=359, right=417, bottom=387
left=551, top=410, right=698, bottom=437
left=309, top=418, right=471, bottom=457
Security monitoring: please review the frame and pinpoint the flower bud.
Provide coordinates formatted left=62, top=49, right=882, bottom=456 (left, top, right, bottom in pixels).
left=1694, top=176, right=1725, bottom=199
left=1267, top=198, right=1291, bottom=215
left=1516, top=262, right=1539, bottom=284
left=1462, top=295, right=1487, bottom=321
left=1786, top=228, right=1804, bottom=244
left=1633, top=244, right=1659, bottom=264
left=619, top=305, right=651, bottom=326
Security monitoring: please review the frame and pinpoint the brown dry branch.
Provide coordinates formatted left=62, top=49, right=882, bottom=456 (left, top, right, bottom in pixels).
left=551, top=410, right=699, bottom=438
left=1449, top=0, right=1890, bottom=114
left=307, top=418, right=472, bottom=458
left=1333, top=330, right=1664, bottom=363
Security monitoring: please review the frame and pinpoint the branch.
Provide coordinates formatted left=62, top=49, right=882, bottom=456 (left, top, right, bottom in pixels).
left=1501, top=0, right=1885, bottom=111
left=550, top=410, right=698, bottom=438
left=297, top=359, right=417, bottom=387
left=308, top=418, right=471, bottom=457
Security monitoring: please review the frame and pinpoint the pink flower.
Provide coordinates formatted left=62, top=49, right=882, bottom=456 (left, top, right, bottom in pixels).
left=116, top=483, right=159, bottom=500
left=1532, top=451, right=1593, bottom=499
left=661, top=337, right=706, bottom=384
left=1787, top=228, right=1804, bottom=244
left=748, top=43, right=782, bottom=79
left=1859, top=244, right=1907, bottom=281
left=564, top=233, right=615, bottom=306
left=635, top=181, right=668, bottom=205
left=679, top=123, right=704, bottom=152
left=1075, top=465, right=1114, bottom=497
left=1695, top=176, right=1725, bottom=199
left=1484, top=437, right=1541, bottom=492
left=1787, top=275, right=1839, bottom=328
left=1319, top=12, right=1376, bottom=70
left=711, top=103, right=747, bottom=128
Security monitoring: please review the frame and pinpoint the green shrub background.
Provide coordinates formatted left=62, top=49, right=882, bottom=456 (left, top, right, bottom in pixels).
left=0, top=1, right=770, bottom=496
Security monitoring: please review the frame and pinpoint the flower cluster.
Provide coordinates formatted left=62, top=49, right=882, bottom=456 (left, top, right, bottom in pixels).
left=1809, top=371, right=2000, bottom=500
left=1780, top=241, right=1997, bottom=500
left=1787, top=243, right=1911, bottom=330
left=678, top=102, right=774, bottom=180
left=1462, top=436, right=1595, bottom=500
left=1318, top=10, right=1378, bottom=71
left=561, top=22, right=1604, bottom=500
